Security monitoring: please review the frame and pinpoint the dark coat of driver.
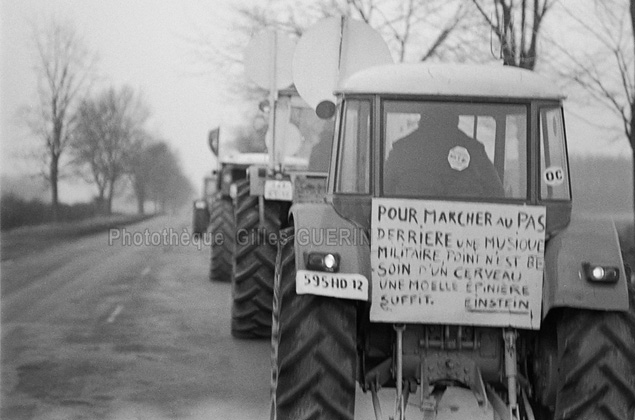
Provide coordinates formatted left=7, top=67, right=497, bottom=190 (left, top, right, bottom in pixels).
left=384, top=110, right=505, bottom=199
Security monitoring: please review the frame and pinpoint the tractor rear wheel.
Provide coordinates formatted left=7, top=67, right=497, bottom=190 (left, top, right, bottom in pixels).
left=553, top=285, right=635, bottom=420
left=271, top=227, right=357, bottom=420
left=231, top=179, right=280, bottom=339
left=209, top=196, right=234, bottom=283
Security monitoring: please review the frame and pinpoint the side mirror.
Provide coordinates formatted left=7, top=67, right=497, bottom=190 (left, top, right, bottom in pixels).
left=258, top=99, right=271, bottom=113
left=208, top=127, right=220, bottom=156
left=316, top=100, right=336, bottom=119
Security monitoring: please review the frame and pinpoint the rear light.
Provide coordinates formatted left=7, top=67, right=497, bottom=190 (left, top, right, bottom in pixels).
left=194, top=200, right=207, bottom=210
left=306, top=252, right=340, bottom=273
left=582, top=263, right=619, bottom=283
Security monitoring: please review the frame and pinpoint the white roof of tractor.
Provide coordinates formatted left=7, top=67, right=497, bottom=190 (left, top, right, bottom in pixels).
left=339, top=63, right=565, bottom=100
left=221, top=153, right=269, bottom=166
left=221, top=152, right=308, bottom=169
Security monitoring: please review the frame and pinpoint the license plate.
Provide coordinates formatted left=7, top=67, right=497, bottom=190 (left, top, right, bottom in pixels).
left=296, top=270, right=369, bottom=301
left=292, top=175, right=327, bottom=203
left=264, top=180, right=293, bottom=201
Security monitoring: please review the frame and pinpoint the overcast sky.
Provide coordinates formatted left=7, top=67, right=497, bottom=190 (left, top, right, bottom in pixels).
left=1, top=0, right=246, bottom=202
left=1, top=0, right=632, bottom=204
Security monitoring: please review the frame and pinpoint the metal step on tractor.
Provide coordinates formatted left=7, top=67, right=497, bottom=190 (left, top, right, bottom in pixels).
left=269, top=17, right=635, bottom=420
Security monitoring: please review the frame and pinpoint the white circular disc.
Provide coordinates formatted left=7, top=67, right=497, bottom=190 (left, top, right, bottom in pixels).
left=293, top=17, right=393, bottom=111
left=245, top=30, right=295, bottom=90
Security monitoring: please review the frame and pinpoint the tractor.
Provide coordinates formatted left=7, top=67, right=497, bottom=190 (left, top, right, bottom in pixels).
left=270, top=61, right=635, bottom=420
left=230, top=85, right=334, bottom=339
left=192, top=176, right=217, bottom=237
left=206, top=126, right=270, bottom=284
left=227, top=30, right=335, bottom=339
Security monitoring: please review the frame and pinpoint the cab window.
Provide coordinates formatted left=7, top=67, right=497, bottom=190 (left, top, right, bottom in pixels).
left=336, top=99, right=371, bottom=193
left=382, top=101, right=527, bottom=199
left=540, top=107, right=570, bottom=200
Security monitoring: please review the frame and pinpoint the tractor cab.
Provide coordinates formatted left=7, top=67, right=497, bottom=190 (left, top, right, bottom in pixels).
left=274, top=20, right=634, bottom=420
left=329, top=63, right=571, bottom=236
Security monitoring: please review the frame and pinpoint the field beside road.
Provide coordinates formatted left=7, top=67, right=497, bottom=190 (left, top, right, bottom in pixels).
left=1, top=213, right=156, bottom=262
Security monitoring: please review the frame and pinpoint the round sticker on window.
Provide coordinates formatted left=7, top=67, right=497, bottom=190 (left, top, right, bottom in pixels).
left=543, top=166, right=564, bottom=186
left=448, top=146, right=470, bottom=171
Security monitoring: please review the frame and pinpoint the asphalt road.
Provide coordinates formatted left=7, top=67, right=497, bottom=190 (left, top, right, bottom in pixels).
left=1, top=214, right=271, bottom=420
left=7, top=210, right=628, bottom=419
left=0, top=212, right=393, bottom=420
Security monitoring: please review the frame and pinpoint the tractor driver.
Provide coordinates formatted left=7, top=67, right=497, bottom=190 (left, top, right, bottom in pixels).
left=383, top=108, right=505, bottom=199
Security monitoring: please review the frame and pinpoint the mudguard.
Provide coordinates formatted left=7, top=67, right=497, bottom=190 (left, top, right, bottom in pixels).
left=290, top=203, right=371, bottom=280
left=542, top=213, right=628, bottom=318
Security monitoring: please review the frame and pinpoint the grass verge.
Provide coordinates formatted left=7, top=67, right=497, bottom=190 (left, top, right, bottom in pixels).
left=1, top=213, right=157, bottom=261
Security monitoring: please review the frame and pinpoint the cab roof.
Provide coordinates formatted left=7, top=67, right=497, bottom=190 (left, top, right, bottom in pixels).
left=338, top=63, right=565, bottom=100
left=220, top=152, right=308, bottom=169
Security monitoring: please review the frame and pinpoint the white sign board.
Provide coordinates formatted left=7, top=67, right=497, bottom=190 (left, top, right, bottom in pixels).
left=244, top=30, right=295, bottom=90
left=264, top=180, right=293, bottom=201
left=370, top=198, right=546, bottom=329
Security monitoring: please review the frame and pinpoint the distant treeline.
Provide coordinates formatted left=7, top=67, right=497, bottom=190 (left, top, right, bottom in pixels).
left=2, top=154, right=632, bottom=231
left=1, top=194, right=99, bottom=231
left=569, top=154, right=633, bottom=214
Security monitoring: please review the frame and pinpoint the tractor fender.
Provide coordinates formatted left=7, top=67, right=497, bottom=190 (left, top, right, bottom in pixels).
left=290, top=203, right=371, bottom=280
left=542, top=213, right=628, bottom=319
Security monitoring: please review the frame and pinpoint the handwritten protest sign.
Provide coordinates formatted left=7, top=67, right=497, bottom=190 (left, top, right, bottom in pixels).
left=370, top=198, right=546, bottom=329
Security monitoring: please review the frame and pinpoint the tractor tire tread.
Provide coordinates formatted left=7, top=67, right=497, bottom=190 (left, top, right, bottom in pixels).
left=271, top=228, right=356, bottom=420
left=231, top=179, right=280, bottom=339
left=209, top=197, right=234, bottom=283
left=555, top=284, right=635, bottom=420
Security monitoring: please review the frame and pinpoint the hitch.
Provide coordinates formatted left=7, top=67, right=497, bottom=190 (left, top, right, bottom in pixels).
left=503, top=329, right=520, bottom=420
left=394, top=324, right=406, bottom=420
left=368, top=326, right=538, bottom=420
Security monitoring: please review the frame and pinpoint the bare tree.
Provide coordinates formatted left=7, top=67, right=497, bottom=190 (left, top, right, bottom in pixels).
left=471, top=0, right=557, bottom=69
left=182, top=0, right=476, bottom=156
left=553, top=0, right=635, bottom=215
left=129, top=139, right=154, bottom=215
left=72, top=86, right=149, bottom=214
left=230, top=0, right=472, bottom=63
left=24, top=18, right=97, bottom=220
left=329, top=0, right=471, bottom=62
left=184, top=0, right=473, bottom=95
left=136, top=142, right=193, bottom=213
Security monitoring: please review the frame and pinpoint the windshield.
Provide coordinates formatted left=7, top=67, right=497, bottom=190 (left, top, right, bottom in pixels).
left=263, top=95, right=335, bottom=171
left=382, top=101, right=527, bottom=200
left=288, top=105, right=334, bottom=172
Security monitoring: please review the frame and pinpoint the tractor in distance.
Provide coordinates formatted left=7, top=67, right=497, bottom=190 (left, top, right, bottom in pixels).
left=192, top=175, right=216, bottom=237
left=225, top=29, right=336, bottom=340
left=270, top=61, right=635, bottom=420
left=229, top=85, right=334, bottom=339
left=231, top=17, right=395, bottom=340
left=206, top=127, right=271, bottom=284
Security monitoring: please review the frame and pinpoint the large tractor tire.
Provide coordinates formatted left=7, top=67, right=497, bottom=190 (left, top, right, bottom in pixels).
left=209, top=196, right=234, bottom=283
left=231, top=179, right=280, bottom=339
left=553, top=285, right=635, bottom=420
left=271, top=227, right=357, bottom=420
